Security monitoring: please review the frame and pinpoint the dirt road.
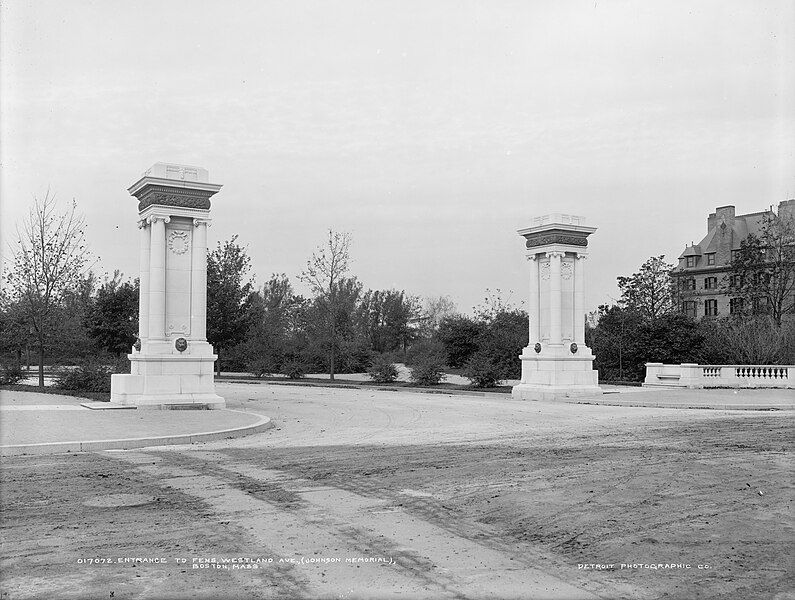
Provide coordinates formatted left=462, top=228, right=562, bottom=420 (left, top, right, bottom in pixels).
left=1, top=382, right=792, bottom=599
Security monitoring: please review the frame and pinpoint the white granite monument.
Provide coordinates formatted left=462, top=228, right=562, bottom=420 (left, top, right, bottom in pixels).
left=512, top=214, right=602, bottom=401
left=110, top=163, right=224, bottom=409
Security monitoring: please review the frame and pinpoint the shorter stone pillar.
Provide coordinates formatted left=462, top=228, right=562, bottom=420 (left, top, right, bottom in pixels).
left=512, top=214, right=602, bottom=401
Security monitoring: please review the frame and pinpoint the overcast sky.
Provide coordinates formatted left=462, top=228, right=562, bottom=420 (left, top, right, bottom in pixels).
left=1, top=0, right=793, bottom=313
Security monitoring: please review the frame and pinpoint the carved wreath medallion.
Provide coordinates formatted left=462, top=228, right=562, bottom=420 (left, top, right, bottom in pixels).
left=540, top=262, right=551, bottom=281
left=168, top=230, right=190, bottom=255
left=561, top=261, right=573, bottom=280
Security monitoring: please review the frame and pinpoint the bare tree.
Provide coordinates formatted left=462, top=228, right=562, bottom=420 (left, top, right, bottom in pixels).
left=4, top=192, right=91, bottom=387
left=418, top=295, right=458, bottom=338
left=298, top=229, right=352, bottom=380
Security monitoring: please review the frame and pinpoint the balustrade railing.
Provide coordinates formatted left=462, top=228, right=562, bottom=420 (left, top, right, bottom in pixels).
left=644, top=363, right=793, bottom=388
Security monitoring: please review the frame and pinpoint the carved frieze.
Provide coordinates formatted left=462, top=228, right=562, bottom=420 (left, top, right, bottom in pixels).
left=561, top=261, right=573, bottom=280
left=138, top=192, right=211, bottom=211
left=525, top=234, right=588, bottom=248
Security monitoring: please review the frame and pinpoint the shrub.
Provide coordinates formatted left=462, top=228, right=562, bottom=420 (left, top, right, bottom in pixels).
left=0, top=361, right=26, bottom=385
left=367, top=355, right=399, bottom=383
left=698, top=316, right=794, bottom=365
left=54, top=361, right=113, bottom=392
left=248, top=356, right=280, bottom=378
left=280, top=360, right=306, bottom=379
left=409, top=354, right=446, bottom=386
left=463, top=350, right=502, bottom=388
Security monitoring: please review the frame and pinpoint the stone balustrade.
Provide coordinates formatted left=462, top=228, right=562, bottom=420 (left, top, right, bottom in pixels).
left=644, top=363, right=794, bottom=389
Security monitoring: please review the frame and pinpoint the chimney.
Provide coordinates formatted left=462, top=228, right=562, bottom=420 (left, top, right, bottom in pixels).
left=707, top=211, right=716, bottom=233
left=715, top=205, right=736, bottom=223
left=778, top=199, right=795, bottom=221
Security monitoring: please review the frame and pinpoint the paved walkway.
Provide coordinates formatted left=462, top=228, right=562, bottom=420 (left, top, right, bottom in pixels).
left=585, top=386, right=795, bottom=410
left=2, top=381, right=790, bottom=455
left=0, top=390, right=270, bottom=455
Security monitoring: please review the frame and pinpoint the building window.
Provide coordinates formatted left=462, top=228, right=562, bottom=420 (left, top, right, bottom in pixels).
left=682, top=301, right=697, bottom=318
left=730, top=298, right=744, bottom=315
left=680, top=278, right=696, bottom=291
left=686, top=256, right=695, bottom=268
left=704, top=277, right=718, bottom=290
left=705, top=299, right=718, bottom=317
left=706, top=253, right=715, bottom=265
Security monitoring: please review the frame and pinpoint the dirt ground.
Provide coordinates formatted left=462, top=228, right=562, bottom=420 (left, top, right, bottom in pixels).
left=1, top=382, right=793, bottom=599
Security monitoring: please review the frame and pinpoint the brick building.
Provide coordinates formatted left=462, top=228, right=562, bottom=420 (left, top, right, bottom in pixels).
left=672, top=200, right=795, bottom=319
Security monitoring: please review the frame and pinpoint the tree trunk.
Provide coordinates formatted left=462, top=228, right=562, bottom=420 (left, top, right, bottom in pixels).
left=38, top=341, right=45, bottom=389
left=216, top=347, right=222, bottom=378
left=329, top=321, right=336, bottom=381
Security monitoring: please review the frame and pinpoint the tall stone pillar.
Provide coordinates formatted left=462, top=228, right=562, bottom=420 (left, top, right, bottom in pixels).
left=574, top=253, right=587, bottom=344
left=148, top=215, right=168, bottom=341
left=190, top=219, right=209, bottom=341
left=512, top=214, right=601, bottom=401
left=527, top=254, right=540, bottom=343
left=137, top=219, right=151, bottom=342
left=111, top=162, right=224, bottom=409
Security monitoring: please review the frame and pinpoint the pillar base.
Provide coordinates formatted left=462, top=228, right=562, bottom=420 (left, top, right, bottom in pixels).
left=511, top=343, right=602, bottom=401
left=110, top=346, right=224, bottom=409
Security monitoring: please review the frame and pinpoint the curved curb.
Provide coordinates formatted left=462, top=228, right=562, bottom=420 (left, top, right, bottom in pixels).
left=0, top=410, right=273, bottom=457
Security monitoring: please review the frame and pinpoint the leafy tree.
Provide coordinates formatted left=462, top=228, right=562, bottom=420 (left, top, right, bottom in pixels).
left=728, top=212, right=795, bottom=327
left=469, top=289, right=527, bottom=380
left=617, top=255, right=675, bottom=320
left=435, top=315, right=483, bottom=368
left=206, top=236, right=254, bottom=376
left=472, top=308, right=527, bottom=380
left=299, top=230, right=353, bottom=380
left=0, top=291, right=30, bottom=369
left=590, top=305, right=703, bottom=381
left=4, top=193, right=91, bottom=387
left=302, top=276, right=369, bottom=374
left=589, top=305, right=646, bottom=381
left=242, top=274, right=306, bottom=376
left=357, top=289, right=421, bottom=355
left=48, top=273, right=96, bottom=364
left=88, top=271, right=139, bottom=357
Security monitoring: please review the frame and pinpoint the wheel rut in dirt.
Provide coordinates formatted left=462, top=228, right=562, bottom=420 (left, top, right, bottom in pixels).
left=113, top=448, right=602, bottom=600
